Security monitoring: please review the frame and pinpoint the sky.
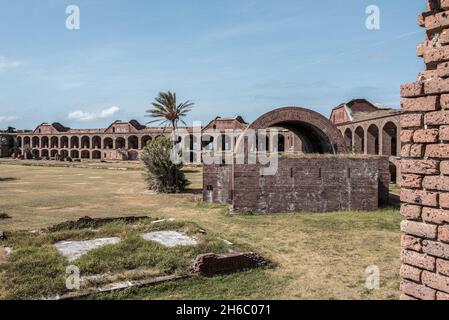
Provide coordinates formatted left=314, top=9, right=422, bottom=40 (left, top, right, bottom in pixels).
left=0, top=0, right=425, bottom=130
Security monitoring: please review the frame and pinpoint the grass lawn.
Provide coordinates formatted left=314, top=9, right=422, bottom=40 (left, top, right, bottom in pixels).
left=0, top=162, right=402, bottom=300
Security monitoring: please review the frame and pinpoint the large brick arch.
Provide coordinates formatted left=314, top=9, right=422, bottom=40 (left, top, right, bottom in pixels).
left=248, top=107, right=347, bottom=153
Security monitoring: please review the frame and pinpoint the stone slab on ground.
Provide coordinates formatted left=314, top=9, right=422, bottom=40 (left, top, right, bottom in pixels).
left=54, top=237, right=120, bottom=262
left=141, top=231, right=197, bottom=247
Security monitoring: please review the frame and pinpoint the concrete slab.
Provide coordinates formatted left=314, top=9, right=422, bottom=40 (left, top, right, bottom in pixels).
left=54, top=237, right=120, bottom=262
left=141, top=231, right=197, bottom=247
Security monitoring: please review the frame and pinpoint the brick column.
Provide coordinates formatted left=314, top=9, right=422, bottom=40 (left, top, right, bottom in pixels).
left=399, top=0, right=449, bottom=300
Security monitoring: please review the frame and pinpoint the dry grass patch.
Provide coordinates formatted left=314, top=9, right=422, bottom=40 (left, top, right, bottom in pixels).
left=0, top=163, right=402, bottom=300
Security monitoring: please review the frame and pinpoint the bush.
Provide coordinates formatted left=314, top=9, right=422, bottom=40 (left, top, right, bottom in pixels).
left=141, top=136, right=190, bottom=193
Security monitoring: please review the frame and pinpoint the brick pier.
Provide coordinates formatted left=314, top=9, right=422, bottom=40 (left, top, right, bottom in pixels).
left=399, top=0, right=449, bottom=300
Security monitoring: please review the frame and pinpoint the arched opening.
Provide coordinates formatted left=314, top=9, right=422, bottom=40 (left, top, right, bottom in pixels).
left=344, top=128, right=352, bottom=151
left=115, top=137, right=125, bottom=149
left=256, top=134, right=270, bottom=152
left=70, top=150, right=79, bottom=159
left=273, top=134, right=285, bottom=152
left=128, top=150, right=139, bottom=160
left=367, top=124, right=379, bottom=155
left=60, top=150, right=69, bottom=160
left=128, top=135, right=139, bottom=149
left=50, top=150, right=58, bottom=159
left=60, top=136, right=69, bottom=149
left=92, top=150, right=101, bottom=160
left=189, top=152, right=198, bottom=163
left=104, top=137, right=113, bottom=149
left=24, top=136, right=31, bottom=146
left=92, top=136, right=101, bottom=149
left=17, top=137, right=22, bottom=148
left=81, top=136, right=90, bottom=149
left=390, top=163, right=397, bottom=184
left=142, top=136, right=152, bottom=148
left=382, top=122, right=398, bottom=156
left=70, top=136, right=79, bottom=149
left=81, top=150, right=90, bottom=159
left=32, top=137, right=40, bottom=148
left=41, top=149, right=49, bottom=159
left=41, top=136, right=49, bottom=148
left=247, top=108, right=346, bottom=154
left=32, top=149, right=39, bottom=159
left=354, top=127, right=364, bottom=154
left=219, top=134, right=232, bottom=151
left=202, top=135, right=214, bottom=150
left=50, top=136, right=59, bottom=148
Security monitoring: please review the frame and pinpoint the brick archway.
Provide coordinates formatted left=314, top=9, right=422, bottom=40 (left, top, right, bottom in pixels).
left=248, top=107, right=347, bottom=153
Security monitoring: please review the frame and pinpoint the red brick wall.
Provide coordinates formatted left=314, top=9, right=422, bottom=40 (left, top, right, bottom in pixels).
left=203, top=156, right=390, bottom=213
left=399, top=0, right=449, bottom=300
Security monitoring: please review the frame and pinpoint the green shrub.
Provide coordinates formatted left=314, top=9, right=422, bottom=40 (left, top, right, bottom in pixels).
left=141, top=136, right=190, bottom=193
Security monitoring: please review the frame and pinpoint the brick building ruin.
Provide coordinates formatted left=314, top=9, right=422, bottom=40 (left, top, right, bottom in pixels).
left=399, top=0, right=449, bottom=301
left=330, top=99, right=401, bottom=183
left=203, top=107, right=390, bottom=213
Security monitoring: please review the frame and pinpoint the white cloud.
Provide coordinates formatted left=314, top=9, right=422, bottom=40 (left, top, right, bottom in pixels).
left=68, top=106, right=121, bottom=121
left=0, top=116, right=19, bottom=123
left=0, top=56, right=21, bottom=70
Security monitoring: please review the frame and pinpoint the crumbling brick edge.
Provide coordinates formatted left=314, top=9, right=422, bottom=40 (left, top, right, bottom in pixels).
left=44, top=252, right=269, bottom=300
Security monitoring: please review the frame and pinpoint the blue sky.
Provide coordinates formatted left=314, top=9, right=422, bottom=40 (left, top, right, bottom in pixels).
left=0, top=0, right=424, bottom=129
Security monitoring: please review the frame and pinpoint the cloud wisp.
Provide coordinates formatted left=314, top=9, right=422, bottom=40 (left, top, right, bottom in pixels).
left=0, top=116, right=19, bottom=123
left=68, top=106, right=120, bottom=121
left=0, top=56, right=21, bottom=70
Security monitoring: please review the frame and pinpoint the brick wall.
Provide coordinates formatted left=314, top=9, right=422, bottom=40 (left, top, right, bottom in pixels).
left=399, top=0, right=449, bottom=300
left=204, top=156, right=389, bottom=214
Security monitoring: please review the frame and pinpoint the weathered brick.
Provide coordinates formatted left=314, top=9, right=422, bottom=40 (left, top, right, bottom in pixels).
left=437, top=258, right=449, bottom=276
left=400, top=130, right=414, bottom=143
left=401, top=144, right=424, bottom=158
left=425, top=144, right=449, bottom=158
left=422, top=175, right=449, bottom=191
left=401, top=249, right=436, bottom=271
left=441, top=161, right=449, bottom=174
left=424, top=47, right=449, bottom=63
left=425, top=11, right=449, bottom=32
left=425, top=110, right=449, bottom=125
left=423, top=240, right=449, bottom=259
left=440, top=126, right=449, bottom=141
left=438, top=62, right=449, bottom=78
left=404, top=95, right=438, bottom=110
left=401, top=113, right=423, bottom=128
left=400, top=279, right=436, bottom=300
left=402, top=234, right=423, bottom=252
left=400, top=264, right=422, bottom=282
left=401, top=220, right=437, bottom=238
left=422, top=271, right=449, bottom=294
left=422, top=207, right=449, bottom=224
left=424, top=78, right=449, bottom=95
left=401, top=204, right=422, bottom=220
left=440, top=193, right=449, bottom=209
left=401, top=174, right=423, bottom=188
left=400, top=83, right=425, bottom=98
left=401, top=189, right=438, bottom=207
left=400, top=293, right=418, bottom=300
left=441, top=93, right=449, bottom=109
left=401, top=159, right=439, bottom=174
left=441, top=29, right=449, bottom=45
left=439, top=225, right=449, bottom=243
left=437, top=291, right=449, bottom=300
left=413, top=129, right=439, bottom=143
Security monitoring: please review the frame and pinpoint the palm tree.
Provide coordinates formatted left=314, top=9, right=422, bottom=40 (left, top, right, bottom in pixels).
left=146, top=91, right=194, bottom=137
